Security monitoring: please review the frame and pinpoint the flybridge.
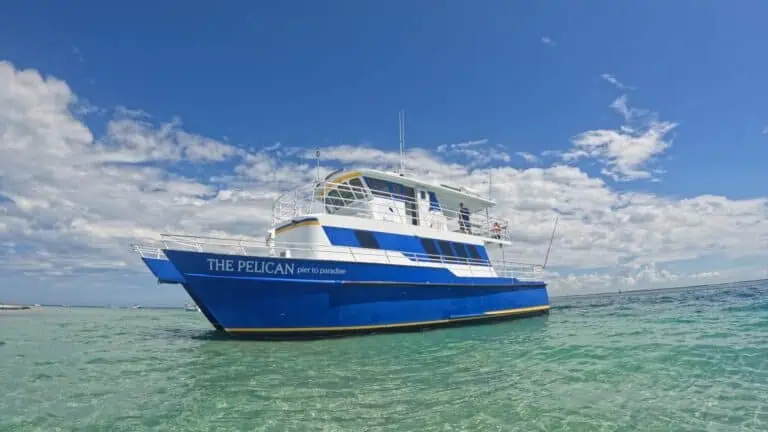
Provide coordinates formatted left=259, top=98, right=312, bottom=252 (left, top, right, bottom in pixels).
left=272, top=168, right=512, bottom=242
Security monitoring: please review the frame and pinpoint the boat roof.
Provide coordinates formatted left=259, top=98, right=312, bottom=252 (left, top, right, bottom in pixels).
left=324, top=168, right=496, bottom=210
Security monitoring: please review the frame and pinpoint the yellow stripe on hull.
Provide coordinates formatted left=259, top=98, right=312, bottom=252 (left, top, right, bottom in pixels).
left=274, top=219, right=320, bottom=235
left=224, top=305, right=550, bottom=334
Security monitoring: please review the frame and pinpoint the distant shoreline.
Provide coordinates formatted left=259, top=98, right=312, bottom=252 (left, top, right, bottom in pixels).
left=552, top=277, right=768, bottom=300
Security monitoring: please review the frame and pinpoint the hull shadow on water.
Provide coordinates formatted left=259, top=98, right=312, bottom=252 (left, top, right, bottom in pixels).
left=181, top=309, right=551, bottom=342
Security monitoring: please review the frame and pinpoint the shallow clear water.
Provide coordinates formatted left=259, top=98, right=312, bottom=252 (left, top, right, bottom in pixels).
left=2, top=280, right=767, bottom=431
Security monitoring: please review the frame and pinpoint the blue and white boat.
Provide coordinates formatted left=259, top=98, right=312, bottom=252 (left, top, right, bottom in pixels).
left=133, top=168, right=552, bottom=338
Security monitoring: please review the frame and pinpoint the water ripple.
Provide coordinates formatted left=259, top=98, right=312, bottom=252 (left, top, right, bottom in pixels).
left=1, top=282, right=767, bottom=431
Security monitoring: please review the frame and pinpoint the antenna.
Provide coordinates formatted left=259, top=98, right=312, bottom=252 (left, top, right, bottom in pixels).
left=542, top=215, right=559, bottom=269
left=398, top=110, right=405, bottom=175
left=488, top=171, right=492, bottom=200
left=486, top=171, right=492, bottom=223
left=314, top=147, right=321, bottom=182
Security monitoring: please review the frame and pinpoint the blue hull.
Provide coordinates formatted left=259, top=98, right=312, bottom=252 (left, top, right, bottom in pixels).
left=141, top=258, right=185, bottom=284
left=161, top=250, right=550, bottom=338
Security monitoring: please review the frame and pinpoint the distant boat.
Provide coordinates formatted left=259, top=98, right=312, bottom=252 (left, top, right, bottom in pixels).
left=184, top=303, right=200, bottom=312
left=131, top=305, right=143, bottom=309
left=0, top=304, right=31, bottom=310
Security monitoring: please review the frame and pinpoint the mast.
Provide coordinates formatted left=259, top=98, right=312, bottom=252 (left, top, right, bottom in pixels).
left=543, top=215, right=559, bottom=269
left=314, top=146, right=321, bottom=182
left=486, top=170, right=491, bottom=224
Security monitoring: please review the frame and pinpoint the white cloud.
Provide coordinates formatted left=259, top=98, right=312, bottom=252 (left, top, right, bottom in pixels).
left=435, top=139, right=511, bottom=168
left=601, top=73, right=634, bottom=90
left=0, top=60, right=766, bottom=305
left=516, top=152, right=538, bottom=164
left=541, top=36, right=556, bottom=47
left=564, top=95, right=677, bottom=181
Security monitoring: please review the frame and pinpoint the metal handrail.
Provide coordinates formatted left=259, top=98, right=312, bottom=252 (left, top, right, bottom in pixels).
left=271, top=179, right=514, bottom=242
left=132, top=244, right=166, bottom=260
left=132, top=234, right=543, bottom=281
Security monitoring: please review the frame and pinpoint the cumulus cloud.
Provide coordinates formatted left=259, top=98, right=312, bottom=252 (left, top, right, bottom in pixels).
left=541, top=36, right=556, bottom=47
left=0, top=60, right=766, bottom=304
left=564, top=95, right=677, bottom=181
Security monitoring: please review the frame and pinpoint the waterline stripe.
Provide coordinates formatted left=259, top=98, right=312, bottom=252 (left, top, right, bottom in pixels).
left=224, top=305, right=550, bottom=333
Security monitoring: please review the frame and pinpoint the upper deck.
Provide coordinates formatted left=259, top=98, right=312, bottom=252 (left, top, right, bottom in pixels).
left=272, top=168, right=514, bottom=243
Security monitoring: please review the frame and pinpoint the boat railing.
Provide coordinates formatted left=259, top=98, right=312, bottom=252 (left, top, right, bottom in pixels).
left=133, top=234, right=543, bottom=281
left=133, top=243, right=168, bottom=260
left=271, top=180, right=515, bottom=242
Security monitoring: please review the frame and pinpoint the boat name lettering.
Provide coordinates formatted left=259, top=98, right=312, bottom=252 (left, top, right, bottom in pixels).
left=207, top=258, right=295, bottom=275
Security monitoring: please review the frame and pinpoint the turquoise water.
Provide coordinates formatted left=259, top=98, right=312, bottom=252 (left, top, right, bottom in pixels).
left=1, top=280, right=767, bottom=431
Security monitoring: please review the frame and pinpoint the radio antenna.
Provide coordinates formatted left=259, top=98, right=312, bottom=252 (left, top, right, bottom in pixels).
left=314, top=147, right=321, bottom=182
left=398, top=110, right=405, bottom=175
left=543, top=215, right=559, bottom=269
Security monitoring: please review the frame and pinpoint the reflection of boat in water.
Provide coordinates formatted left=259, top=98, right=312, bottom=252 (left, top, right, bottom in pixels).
left=133, top=164, right=555, bottom=338
left=184, top=303, right=200, bottom=312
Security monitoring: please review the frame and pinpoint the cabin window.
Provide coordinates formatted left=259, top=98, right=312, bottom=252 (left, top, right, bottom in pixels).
left=326, top=189, right=343, bottom=210
left=436, top=240, right=454, bottom=257
left=420, top=191, right=426, bottom=199
left=354, top=230, right=380, bottom=249
left=364, top=177, right=391, bottom=198
left=419, top=238, right=439, bottom=257
left=452, top=242, right=469, bottom=258
left=465, top=244, right=482, bottom=260
left=336, top=182, right=356, bottom=204
left=428, top=191, right=440, bottom=211
left=348, top=178, right=366, bottom=199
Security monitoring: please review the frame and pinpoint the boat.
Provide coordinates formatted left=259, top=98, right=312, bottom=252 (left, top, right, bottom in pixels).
left=132, top=167, right=553, bottom=338
left=184, top=302, right=201, bottom=312
left=0, top=303, right=31, bottom=310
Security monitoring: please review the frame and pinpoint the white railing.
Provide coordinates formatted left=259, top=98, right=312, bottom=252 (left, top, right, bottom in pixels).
left=271, top=179, right=514, bottom=242
left=132, top=234, right=544, bottom=281
left=133, top=244, right=167, bottom=260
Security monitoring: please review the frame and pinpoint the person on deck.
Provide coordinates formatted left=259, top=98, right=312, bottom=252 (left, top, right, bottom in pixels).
left=459, top=202, right=471, bottom=234
left=492, top=222, right=501, bottom=239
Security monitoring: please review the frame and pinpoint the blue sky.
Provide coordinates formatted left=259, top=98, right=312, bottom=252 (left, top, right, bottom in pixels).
left=0, top=1, right=766, bottom=305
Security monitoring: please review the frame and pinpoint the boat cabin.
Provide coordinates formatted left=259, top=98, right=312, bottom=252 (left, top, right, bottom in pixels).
left=315, top=169, right=507, bottom=241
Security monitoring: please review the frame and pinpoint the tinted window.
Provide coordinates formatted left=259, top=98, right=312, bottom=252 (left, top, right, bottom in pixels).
left=364, top=177, right=390, bottom=198
left=419, top=238, right=439, bottom=256
left=354, top=230, right=380, bottom=249
left=465, top=244, right=481, bottom=260
left=326, top=189, right=343, bottom=210
left=436, top=240, right=454, bottom=257
left=348, top=178, right=366, bottom=199
left=336, top=183, right=355, bottom=203
left=452, top=242, right=469, bottom=258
